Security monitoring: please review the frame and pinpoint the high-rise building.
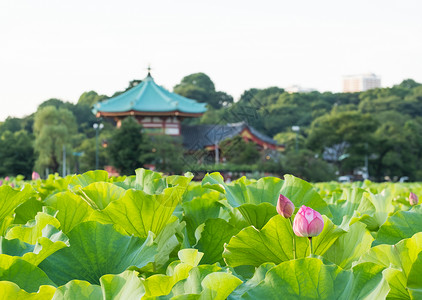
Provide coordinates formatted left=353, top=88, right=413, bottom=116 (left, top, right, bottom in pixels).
left=343, top=73, right=381, bottom=92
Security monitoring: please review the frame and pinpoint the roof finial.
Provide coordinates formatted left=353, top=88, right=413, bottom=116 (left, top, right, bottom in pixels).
left=147, top=64, right=152, bottom=77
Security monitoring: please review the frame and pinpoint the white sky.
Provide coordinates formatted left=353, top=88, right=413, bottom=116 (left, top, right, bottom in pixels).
left=0, top=0, right=421, bottom=121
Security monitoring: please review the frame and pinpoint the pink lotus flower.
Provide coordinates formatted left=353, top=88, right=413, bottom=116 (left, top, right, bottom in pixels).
left=4, top=176, right=9, bottom=181
left=293, top=205, right=324, bottom=237
left=276, top=194, right=295, bottom=218
left=32, top=171, right=41, bottom=181
left=0, top=180, right=3, bottom=186
left=409, top=192, right=418, bottom=206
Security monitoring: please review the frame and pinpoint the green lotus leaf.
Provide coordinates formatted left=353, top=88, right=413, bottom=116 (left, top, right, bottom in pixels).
left=199, top=272, right=242, bottom=300
left=100, top=270, right=146, bottom=300
left=407, top=251, right=422, bottom=299
left=52, top=280, right=102, bottom=300
left=236, top=203, right=277, bottom=230
left=44, top=191, right=95, bottom=234
left=13, top=199, right=43, bottom=225
left=322, top=221, right=373, bottom=269
left=144, top=249, right=204, bottom=298
left=182, top=194, right=223, bottom=244
left=0, top=185, right=35, bottom=223
left=91, top=186, right=186, bottom=238
left=6, top=211, right=61, bottom=244
left=311, top=216, right=347, bottom=256
left=223, top=215, right=309, bottom=267
left=0, top=255, right=55, bottom=293
left=373, top=205, right=422, bottom=246
left=68, top=170, right=109, bottom=188
left=76, top=182, right=126, bottom=210
left=359, top=232, right=422, bottom=299
left=39, top=221, right=157, bottom=286
left=195, top=218, right=239, bottom=264
left=241, top=258, right=387, bottom=299
left=0, top=282, right=55, bottom=300
left=202, top=173, right=283, bottom=207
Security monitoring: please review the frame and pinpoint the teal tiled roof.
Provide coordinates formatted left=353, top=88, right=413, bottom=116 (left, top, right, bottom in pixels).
left=93, top=74, right=207, bottom=115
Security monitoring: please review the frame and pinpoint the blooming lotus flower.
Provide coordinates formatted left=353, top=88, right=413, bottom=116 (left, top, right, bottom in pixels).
left=32, top=171, right=41, bottom=181
left=276, top=194, right=295, bottom=218
left=409, top=192, right=418, bottom=206
left=293, top=205, right=324, bottom=237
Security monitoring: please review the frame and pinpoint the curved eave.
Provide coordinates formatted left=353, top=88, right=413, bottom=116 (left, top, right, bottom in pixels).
left=96, top=110, right=205, bottom=118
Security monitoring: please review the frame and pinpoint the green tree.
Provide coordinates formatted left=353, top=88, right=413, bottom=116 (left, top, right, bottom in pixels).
left=77, top=91, right=108, bottom=107
left=174, top=73, right=233, bottom=109
left=307, top=110, right=378, bottom=174
left=33, top=106, right=77, bottom=173
left=147, top=135, right=185, bottom=174
left=0, top=130, right=34, bottom=178
left=107, top=117, right=149, bottom=175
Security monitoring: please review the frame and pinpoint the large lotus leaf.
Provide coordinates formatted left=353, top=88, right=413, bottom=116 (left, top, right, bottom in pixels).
left=0, top=185, right=35, bottom=222
left=143, top=249, right=204, bottom=298
left=68, top=170, right=109, bottom=188
left=328, top=188, right=374, bottom=226
left=100, top=270, right=146, bottom=300
left=311, top=216, right=347, bottom=256
left=407, top=251, right=422, bottom=299
left=241, top=258, right=387, bottom=299
left=223, top=215, right=309, bottom=267
left=44, top=191, right=95, bottom=234
left=76, top=182, right=126, bottom=210
left=13, top=198, right=43, bottom=224
left=280, top=175, right=331, bottom=217
left=195, top=218, right=239, bottom=264
left=133, top=168, right=167, bottom=193
left=91, top=186, right=185, bottom=238
left=0, top=282, right=55, bottom=300
left=39, top=221, right=157, bottom=286
left=359, top=190, right=395, bottom=231
left=6, top=211, right=61, bottom=244
left=141, top=216, right=185, bottom=272
left=182, top=184, right=220, bottom=203
left=52, top=280, right=102, bottom=300
left=198, top=272, right=242, bottom=300
left=1, top=224, right=69, bottom=266
left=172, top=264, right=223, bottom=296
left=322, top=221, right=373, bottom=269
left=228, top=263, right=276, bottom=300
left=0, top=255, right=55, bottom=293
left=182, top=194, right=223, bottom=244
left=373, top=205, right=422, bottom=246
left=236, top=203, right=277, bottom=230
left=202, top=173, right=283, bottom=207
left=359, top=232, right=422, bottom=299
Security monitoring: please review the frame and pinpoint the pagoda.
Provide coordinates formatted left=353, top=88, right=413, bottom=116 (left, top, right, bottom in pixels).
left=93, top=71, right=207, bottom=135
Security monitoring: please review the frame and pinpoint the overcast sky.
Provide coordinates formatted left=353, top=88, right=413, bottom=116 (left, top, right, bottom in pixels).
left=1, top=0, right=421, bottom=121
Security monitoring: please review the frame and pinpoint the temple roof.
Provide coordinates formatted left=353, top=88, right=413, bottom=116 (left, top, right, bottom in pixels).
left=182, top=122, right=284, bottom=151
left=93, top=74, right=207, bottom=117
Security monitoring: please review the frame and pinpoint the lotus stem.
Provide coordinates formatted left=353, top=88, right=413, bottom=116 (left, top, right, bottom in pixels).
left=289, top=217, right=296, bottom=260
left=309, top=237, right=313, bottom=255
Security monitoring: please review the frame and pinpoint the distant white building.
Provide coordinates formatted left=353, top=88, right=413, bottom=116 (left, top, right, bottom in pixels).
left=285, top=85, right=316, bottom=94
left=343, top=73, right=381, bottom=93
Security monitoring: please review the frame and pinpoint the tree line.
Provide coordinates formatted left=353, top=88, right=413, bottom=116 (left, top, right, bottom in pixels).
left=1, top=73, right=421, bottom=182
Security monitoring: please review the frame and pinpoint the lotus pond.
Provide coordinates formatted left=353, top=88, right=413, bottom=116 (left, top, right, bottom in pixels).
left=0, top=169, right=421, bottom=299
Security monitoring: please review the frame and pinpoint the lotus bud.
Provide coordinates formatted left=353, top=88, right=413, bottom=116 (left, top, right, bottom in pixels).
left=4, top=176, right=9, bottom=181
left=32, top=172, right=41, bottom=181
left=409, top=192, right=418, bottom=206
left=0, top=180, right=2, bottom=186
left=293, top=205, right=324, bottom=237
left=276, top=194, right=295, bottom=218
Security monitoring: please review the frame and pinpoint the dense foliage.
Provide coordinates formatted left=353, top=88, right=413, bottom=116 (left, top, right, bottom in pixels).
left=0, top=169, right=420, bottom=298
left=1, top=74, right=422, bottom=181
